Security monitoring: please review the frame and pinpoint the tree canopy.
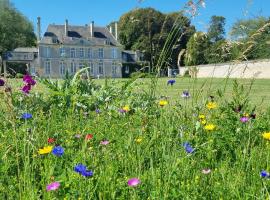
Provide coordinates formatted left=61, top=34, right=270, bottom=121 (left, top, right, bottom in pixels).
left=207, top=15, right=226, bottom=42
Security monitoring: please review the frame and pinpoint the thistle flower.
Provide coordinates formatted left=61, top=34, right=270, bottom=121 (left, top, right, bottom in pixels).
left=38, top=146, right=53, bottom=155
left=21, top=113, right=32, bottom=119
left=46, top=182, right=60, bottom=191
left=127, top=178, right=141, bottom=187
left=0, top=78, right=5, bottom=86
left=159, top=100, right=168, bottom=107
left=52, top=146, right=64, bottom=156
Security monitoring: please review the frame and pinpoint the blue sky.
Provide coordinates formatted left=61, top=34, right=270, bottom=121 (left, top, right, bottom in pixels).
left=11, top=0, right=270, bottom=38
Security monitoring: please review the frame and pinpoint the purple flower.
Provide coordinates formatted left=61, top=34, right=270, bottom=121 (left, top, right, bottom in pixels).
left=240, top=116, right=249, bottom=123
left=81, top=170, right=93, bottom=177
left=52, top=146, right=64, bottom=156
left=23, top=75, right=36, bottom=86
left=100, top=140, right=110, bottom=145
left=127, top=178, right=141, bottom=187
left=183, top=142, right=195, bottom=154
left=181, top=90, right=190, bottom=98
left=21, top=84, right=31, bottom=94
left=167, top=80, right=176, bottom=86
left=0, top=78, right=5, bottom=86
left=261, top=170, right=270, bottom=178
left=95, top=109, right=101, bottom=114
left=46, top=182, right=60, bottom=191
left=119, top=109, right=126, bottom=113
left=21, top=113, right=32, bottom=119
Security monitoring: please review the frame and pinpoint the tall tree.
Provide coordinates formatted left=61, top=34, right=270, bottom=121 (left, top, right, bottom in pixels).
left=207, top=15, right=226, bottom=42
left=0, top=0, right=36, bottom=56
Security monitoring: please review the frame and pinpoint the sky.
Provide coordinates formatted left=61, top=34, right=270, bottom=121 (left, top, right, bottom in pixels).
left=11, top=0, right=270, bottom=38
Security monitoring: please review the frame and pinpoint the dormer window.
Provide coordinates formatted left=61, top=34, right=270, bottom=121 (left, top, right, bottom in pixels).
left=52, top=37, right=58, bottom=43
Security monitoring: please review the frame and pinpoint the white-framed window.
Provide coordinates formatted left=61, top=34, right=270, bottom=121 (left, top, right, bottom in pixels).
left=59, top=47, right=65, bottom=57
left=89, top=62, right=94, bottom=74
left=59, top=61, right=66, bottom=75
left=98, top=48, right=104, bottom=59
left=112, top=62, right=117, bottom=75
left=71, top=48, right=75, bottom=58
left=87, top=48, right=92, bottom=58
left=125, top=65, right=129, bottom=74
left=79, top=62, right=84, bottom=70
left=70, top=62, right=76, bottom=74
left=79, top=48, right=84, bottom=58
left=112, top=48, right=117, bottom=59
left=98, top=62, right=103, bottom=74
left=45, top=61, right=51, bottom=75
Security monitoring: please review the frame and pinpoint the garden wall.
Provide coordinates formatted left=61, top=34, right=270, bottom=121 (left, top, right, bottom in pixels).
left=180, top=59, right=270, bottom=79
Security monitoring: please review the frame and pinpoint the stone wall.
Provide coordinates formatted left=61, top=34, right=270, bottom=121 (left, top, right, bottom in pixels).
left=180, top=59, right=270, bottom=79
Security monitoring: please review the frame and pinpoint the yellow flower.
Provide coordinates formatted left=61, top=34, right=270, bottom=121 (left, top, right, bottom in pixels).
left=262, top=132, right=270, bottom=140
left=243, top=113, right=249, bottom=117
left=199, top=114, right=205, bottom=119
left=38, top=146, right=53, bottom=155
left=201, top=119, right=207, bottom=125
left=122, top=105, right=130, bottom=112
left=135, top=137, right=143, bottom=143
left=204, top=124, right=216, bottom=131
left=206, top=102, right=217, bottom=109
left=159, top=100, right=168, bottom=107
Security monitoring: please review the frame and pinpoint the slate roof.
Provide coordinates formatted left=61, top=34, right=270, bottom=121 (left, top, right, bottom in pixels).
left=40, top=24, right=121, bottom=46
left=14, top=47, right=38, bottom=53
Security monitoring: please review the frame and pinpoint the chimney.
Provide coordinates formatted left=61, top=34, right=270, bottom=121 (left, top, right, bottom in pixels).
left=115, top=22, right=118, bottom=40
left=109, top=26, right=112, bottom=34
left=65, top=19, right=68, bottom=37
left=37, top=17, right=41, bottom=42
left=90, top=21, right=94, bottom=37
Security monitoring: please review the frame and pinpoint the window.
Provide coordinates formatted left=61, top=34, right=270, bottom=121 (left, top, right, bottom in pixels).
left=112, top=62, right=117, bottom=75
left=59, top=62, right=66, bottom=75
left=45, top=47, right=50, bottom=58
left=98, top=48, right=104, bottom=59
left=89, top=62, right=94, bottom=74
left=45, top=61, right=51, bottom=75
left=79, top=62, right=84, bottom=70
left=98, top=62, right=103, bottom=74
left=111, top=48, right=117, bottom=59
left=71, top=48, right=75, bottom=58
left=59, top=47, right=65, bottom=57
left=87, top=48, right=92, bottom=58
left=125, top=65, right=129, bottom=74
left=30, top=66, right=36, bottom=75
left=79, top=48, right=84, bottom=58
left=70, top=62, right=76, bottom=74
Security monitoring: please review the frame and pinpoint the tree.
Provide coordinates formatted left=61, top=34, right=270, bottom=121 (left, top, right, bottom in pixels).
left=207, top=15, right=226, bottom=42
left=117, top=8, right=195, bottom=69
left=184, top=32, right=210, bottom=66
left=0, top=1, right=36, bottom=56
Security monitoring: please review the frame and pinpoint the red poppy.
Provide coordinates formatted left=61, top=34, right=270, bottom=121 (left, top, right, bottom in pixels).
left=85, top=134, right=93, bottom=140
left=48, top=138, right=55, bottom=143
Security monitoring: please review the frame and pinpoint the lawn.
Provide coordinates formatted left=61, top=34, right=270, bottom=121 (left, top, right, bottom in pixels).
left=1, top=76, right=270, bottom=199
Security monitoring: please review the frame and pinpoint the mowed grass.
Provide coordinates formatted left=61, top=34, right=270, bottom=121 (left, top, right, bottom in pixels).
left=5, top=77, right=270, bottom=110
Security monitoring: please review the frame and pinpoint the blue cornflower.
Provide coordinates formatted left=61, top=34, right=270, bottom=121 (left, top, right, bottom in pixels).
left=261, top=170, right=270, bottom=178
left=74, top=164, right=87, bottom=174
left=95, top=109, right=101, bottom=114
left=81, top=170, right=93, bottom=177
left=167, top=80, right=176, bottom=86
left=21, top=113, right=32, bottom=119
left=183, top=142, right=195, bottom=154
left=181, top=90, right=191, bottom=98
left=52, top=146, right=64, bottom=156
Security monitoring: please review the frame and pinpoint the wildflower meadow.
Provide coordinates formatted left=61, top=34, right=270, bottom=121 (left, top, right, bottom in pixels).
left=1, top=73, right=270, bottom=199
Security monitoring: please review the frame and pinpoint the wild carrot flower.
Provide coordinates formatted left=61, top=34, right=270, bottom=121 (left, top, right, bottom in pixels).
left=183, top=142, right=195, bottom=154
left=21, top=113, right=32, bottom=119
left=262, top=132, right=270, bottom=140
left=85, top=134, right=93, bottom=140
left=159, top=100, right=168, bottom=107
left=127, top=178, right=141, bottom=187
left=38, top=146, right=53, bottom=155
left=240, top=116, right=249, bottom=123
left=46, top=182, right=60, bottom=191
left=206, top=102, right=217, bottom=109
left=204, top=124, right=216, bottom=131
left=52, top=146, right=64, bottom=156
left=202, top=169, right=211, bottom=174
left=74, top=134, right=81, bottom=139
left=0, top=78, right=5, bottom=86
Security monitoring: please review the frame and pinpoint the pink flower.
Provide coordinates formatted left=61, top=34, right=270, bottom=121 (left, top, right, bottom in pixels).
left=240, top=116, right=249, bottom=123
left=201, top=168, right=211, bottom=174
left=100, top=140, right=109, bottom=145
left=127, top=178, right=140, bottom=187
left=46, top=182, right=60, bottom=191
